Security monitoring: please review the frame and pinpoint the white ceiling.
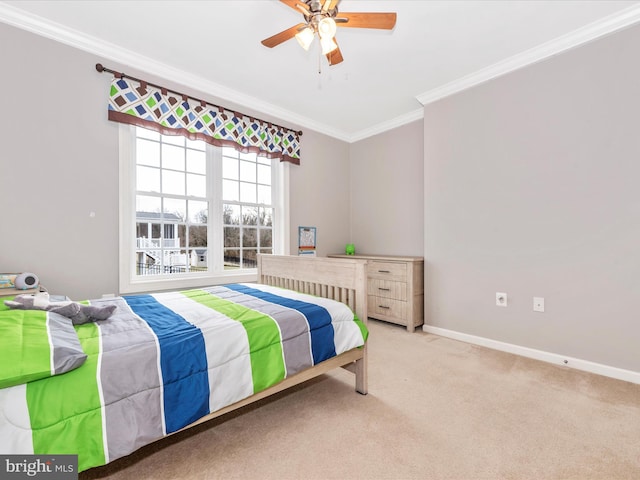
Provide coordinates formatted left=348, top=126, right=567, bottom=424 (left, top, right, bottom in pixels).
left=2, top=0, right=640, bottom=142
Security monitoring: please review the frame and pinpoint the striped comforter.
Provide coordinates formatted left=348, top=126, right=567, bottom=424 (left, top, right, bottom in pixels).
left=0, top=283, right=368, bottom=472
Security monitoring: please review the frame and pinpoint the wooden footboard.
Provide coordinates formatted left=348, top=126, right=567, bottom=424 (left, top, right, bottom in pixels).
left=257, top=254, right=368, bottom=395
left=257, top=254, right=368, bottom=324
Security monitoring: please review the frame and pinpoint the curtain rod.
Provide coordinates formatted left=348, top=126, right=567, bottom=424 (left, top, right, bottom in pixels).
left=95, top=63, right=303, bottom=136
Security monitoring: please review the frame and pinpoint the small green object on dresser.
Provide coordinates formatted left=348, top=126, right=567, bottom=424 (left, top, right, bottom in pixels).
left=345, top=243, right=355, bottom=255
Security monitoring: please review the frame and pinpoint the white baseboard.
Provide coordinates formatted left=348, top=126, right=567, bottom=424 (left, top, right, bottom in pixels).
left=422, top=325, right=640, bottom=385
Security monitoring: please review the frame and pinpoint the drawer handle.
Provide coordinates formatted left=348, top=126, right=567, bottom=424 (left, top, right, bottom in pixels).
left=378, top=270, right=391, bottom=273
left=378, top=305, right=390, bottom=309
left=378, top=288, right=390, bottom=291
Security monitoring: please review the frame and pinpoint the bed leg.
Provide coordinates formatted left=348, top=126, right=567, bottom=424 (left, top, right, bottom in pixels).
left=355, top=351, right=368, bottom=395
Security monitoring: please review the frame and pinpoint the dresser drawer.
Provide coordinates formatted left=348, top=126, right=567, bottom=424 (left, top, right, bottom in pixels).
left=368, top=295, right=407, bottom=322
left=367, top=261, right=406, bottom=281
left=368, top=279, right=407, bottom=301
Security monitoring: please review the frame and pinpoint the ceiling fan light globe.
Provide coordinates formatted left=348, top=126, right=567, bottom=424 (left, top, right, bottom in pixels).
left=318, top=17, right=337, bottom=39
left=295, top=27, right=315, bottom=50
left=320, top=36, right=338, bottom=55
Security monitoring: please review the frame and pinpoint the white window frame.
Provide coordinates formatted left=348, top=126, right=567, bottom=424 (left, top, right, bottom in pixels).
left=118, top=124, right=290, bottom=294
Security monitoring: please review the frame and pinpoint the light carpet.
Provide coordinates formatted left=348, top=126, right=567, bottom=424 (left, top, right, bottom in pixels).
left=81, top=320, right=640, bottom=480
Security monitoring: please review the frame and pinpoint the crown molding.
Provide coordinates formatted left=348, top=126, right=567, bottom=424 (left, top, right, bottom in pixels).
left=349, top=108, right=424, bottom=143
left=0, top=2, right=351, bottom=142
left=416, top=4, right=640, bottom=106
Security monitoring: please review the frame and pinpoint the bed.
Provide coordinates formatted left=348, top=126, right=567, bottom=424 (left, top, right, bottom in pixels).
left=0, top=255, right=368, bottom=473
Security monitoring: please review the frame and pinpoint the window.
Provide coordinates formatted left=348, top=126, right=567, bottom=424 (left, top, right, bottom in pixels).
left=119, top=125, right=290, bottom=293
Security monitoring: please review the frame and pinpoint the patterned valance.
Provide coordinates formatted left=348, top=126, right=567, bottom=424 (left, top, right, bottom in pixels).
left=107, top=76, right=301, bottom=164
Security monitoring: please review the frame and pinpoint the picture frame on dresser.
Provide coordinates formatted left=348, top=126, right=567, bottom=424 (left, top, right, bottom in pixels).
left=328, top=254, right=424, bottom=332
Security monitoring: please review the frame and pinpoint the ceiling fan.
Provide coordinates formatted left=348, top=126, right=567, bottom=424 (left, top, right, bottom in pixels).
left=261, top=0, right=397, bottom=66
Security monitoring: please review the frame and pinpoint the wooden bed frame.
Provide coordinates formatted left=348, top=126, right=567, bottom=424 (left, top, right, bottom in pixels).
left=176, top=254, right=369, bottom=433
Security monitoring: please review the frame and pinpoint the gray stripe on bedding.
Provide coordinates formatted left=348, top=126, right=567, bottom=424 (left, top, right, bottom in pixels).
left=91, top=297, right=164, bottom=461
left=204, top=286, right=314, bottom=376
left=48, top=312, right=87, bottom=375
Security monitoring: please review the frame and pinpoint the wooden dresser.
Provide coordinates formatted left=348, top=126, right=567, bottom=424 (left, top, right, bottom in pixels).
left=328, top=254, right=424, bottom=332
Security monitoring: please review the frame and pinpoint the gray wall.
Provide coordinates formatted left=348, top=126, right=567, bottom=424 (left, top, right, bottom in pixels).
left=290, top=131, right=351, bottom=257
left=0, top=22, right=350, bottom=299
left=349, top=120, right=424, bottom=257
left=424, top=24, right=640, bottom=372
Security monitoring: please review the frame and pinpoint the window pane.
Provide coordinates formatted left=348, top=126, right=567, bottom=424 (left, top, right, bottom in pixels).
left=260, top=207, right=273, bottom=227
left=168, top=250, right=188, bottom=271
left=137, top=166, right=160, bottom=193
left=189, top=248, right=208, bottom=270
left=224, top=249, right=240, bottom=269
left=243, top=249, right=257, bottom=268
left=189, top=225, right=208, bottom=247
left=137, top=127, right=160, bottom=141
left=239, top=160, right=256, bottom=183
left=260, top=229, right=272, bottom=248
left=163, top=170, right=185, bottom=196
left=224, top=204, right=240, bottom=225
left=177, top=224, right=186, bottom=248
left=187, top=173, right=206, bottom=197
left=186, top=138, right=205, bottom=151
left=242, top=206, right=258, bottom=225
left=223, top=179, right=239, bottom=201
left=162, top=135, right=184, bottom=147
left=188, top=200, right=208, bottom=224
left=136, top=139, right=160, bottom=167
left=239, top=151, right=254, bottom=161
left=257, top=185, right=271, bottom=205
left=240, top=182, right=256, bottom=203
left=186, top=149, right=206, bottom=174
left=224, top=226, right=240, bottom=247
left=162, top=144, right=185, bottom=171
left=243, top=227, right=257, bottom=247
left=222, top=147, right=237, bottom=158
left=163, top=198, right=186, bottom=221
left=257, top=164, right=271, bottom=185
left=167, top=229, right=181, bottom=248
left=136, top=223, right=148, bottom=238
left=136, top=195, right=161, bottom=214
left=223, top=156, right=239, bottom=180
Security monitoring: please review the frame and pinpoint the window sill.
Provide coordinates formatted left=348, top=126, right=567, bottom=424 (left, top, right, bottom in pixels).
left=119, top=270, right=258, bottom=295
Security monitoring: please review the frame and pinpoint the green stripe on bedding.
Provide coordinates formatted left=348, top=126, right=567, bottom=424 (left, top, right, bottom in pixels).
left=183, top=289, right=285, bottom=393
left=354, top=315, right=369, bottom=343
left=27, top=322, right=105, bottom=471
left=0, top=309, right=51, bottom=388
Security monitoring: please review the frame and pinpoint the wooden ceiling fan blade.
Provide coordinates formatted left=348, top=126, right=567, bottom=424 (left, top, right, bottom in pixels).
left=280, top=0, right=310, bottom=12
left=336, top=12, right=397, bottom=30
left=322, top=0, right=340, bottom=13
left=261, top=23, right=306, bottom=48
left=326, top=43, right=344, bottom=66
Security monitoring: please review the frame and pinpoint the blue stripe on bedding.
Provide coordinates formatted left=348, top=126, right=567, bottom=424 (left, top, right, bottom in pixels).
left=224, top=284, right=336, bottom=364
left=123, top=294, right=210, bottom=433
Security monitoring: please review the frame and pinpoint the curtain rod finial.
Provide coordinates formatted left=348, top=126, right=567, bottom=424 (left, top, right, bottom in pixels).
left=95, top=63, right=104, bottom=72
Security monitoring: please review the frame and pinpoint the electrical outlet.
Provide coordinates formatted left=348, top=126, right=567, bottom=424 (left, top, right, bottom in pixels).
left=533, top=297, right=544, bottom=312
left=496, top=292, right=507, bottom=307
